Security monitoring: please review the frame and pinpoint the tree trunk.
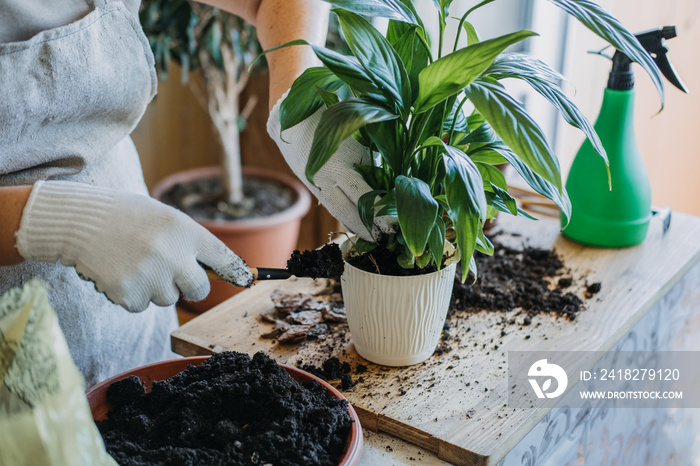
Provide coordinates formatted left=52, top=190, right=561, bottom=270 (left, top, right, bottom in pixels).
left=220, top=114, right=244, bottom=205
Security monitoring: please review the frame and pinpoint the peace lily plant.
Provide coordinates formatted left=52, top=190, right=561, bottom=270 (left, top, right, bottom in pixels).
left=272, top=0, right=664, bottom=279
left=267, top=0, right=663, bottom=366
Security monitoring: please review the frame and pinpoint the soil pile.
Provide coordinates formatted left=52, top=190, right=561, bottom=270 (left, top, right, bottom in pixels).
left=451, top=236, right=600, bottom=320
left=97, top=352, right=353, bottom=466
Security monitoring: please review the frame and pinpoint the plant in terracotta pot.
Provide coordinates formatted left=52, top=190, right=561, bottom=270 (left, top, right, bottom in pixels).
left=268, top=0, right=664, bottom=365
left=141, top=0, right=311, bottom=312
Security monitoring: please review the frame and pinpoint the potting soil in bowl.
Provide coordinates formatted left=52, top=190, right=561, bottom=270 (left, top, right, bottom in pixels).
left=96, top=352, right=353, bottom=466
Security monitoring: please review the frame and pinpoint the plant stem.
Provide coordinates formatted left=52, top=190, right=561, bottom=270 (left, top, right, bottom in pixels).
left=453, top=0, right=496, bottom=51
left=448, top=94, right=469, bottom=144
left=438, top=18, right=445, bottom=59
left=416, top=33, right=434, bottom=64
left=405, top=108, right=434, bottom=174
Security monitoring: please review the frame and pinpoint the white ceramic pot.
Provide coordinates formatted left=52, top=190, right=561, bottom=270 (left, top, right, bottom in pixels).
left=340, top=242, right=457, bottom=366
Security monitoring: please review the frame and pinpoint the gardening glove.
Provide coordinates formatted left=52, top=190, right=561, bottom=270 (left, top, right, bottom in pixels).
left=267, top=92, right=397, bottom=242
left=15, top=181, right=254, bottom=312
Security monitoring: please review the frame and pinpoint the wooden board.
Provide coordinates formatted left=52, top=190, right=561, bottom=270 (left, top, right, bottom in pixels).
left=172, top=212, right=700, bottom=465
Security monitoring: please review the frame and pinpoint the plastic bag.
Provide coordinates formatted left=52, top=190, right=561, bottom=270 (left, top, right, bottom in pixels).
left=0, top=279, right=116, bottom=466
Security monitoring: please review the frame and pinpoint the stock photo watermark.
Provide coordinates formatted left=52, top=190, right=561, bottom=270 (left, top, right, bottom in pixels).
left=508, top=351, right=700, bottom=408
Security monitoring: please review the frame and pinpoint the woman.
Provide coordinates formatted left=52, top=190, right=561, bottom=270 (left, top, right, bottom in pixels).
left=0, top=0, right=392, bottom=387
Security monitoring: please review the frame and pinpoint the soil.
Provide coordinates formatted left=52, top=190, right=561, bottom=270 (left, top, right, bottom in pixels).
left=97, top=352, right=353, bottom=466
left=160, top=175, right=295, bottom=221
left=258, top=232, right=602, bottom=404
left=346, top=239, right=437, bottom=276
left=264, top=232, right=602, bottom=397
left=451, top=234, right=600, bottom=320
left=287, top=243, right=345, bottom=279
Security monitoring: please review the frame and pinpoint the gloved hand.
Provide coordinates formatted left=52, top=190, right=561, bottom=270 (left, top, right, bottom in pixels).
left=15, top=181, right=253, bottom=312
left=267, top=92, right=397, bottom=242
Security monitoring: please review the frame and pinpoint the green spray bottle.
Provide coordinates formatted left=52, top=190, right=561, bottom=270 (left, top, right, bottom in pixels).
left=562, top=26, right=687, bottom=247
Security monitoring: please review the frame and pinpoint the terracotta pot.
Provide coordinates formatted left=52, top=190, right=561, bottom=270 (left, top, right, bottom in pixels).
left=340, top=241, right=458, bottom=366
left=86, top=356, right=363, bottom=466
left=151, top=166, right=311, bottom=313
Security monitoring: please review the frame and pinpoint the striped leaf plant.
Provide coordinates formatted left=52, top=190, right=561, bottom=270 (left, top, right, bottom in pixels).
left=271, top=0, right=663, bottom=279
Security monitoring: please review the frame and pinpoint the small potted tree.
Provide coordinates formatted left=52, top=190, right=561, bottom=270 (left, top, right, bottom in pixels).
left=270, top=0, right=664, bottom=365
left=142, top=0, right=311, bottom=312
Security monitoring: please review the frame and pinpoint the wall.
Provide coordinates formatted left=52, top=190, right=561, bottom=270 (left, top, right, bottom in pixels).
left=557, top=0, right=700, bottom=215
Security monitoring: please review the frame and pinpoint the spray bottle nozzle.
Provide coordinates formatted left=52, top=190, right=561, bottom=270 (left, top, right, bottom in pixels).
left=661, top=25, right=677, bottom=40
left=603, top=26, right=687, bottom=93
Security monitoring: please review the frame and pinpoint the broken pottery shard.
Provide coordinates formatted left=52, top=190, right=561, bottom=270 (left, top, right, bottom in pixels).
left=287, top=310, right=323, bottom=326
left=261, top=320, right=291, bottom=339
left=321, top=302, right=347, bottom=322
left=269, top=289, right=312, bottom=314
left=277, top=325, right=313, bottom=344
left=307, top=323, right=329, bottom=338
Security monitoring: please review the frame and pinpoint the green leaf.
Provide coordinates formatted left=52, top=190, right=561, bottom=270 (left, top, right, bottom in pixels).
left=462, top=21, right=480, bottom=46
left=398, top=246, right=416, bottom=268
left=441, top=144, right=487, bottom=221
left=316, top=86, right=341, bottom=107
left=468, top=148, right=508, bottom=165
left=306, top=98, right=398, bottom=184
left=443, top=155, right=481, bottom=282
left=354, top=163, right=391, bottom=191
left=546, top=0, right=664, bottom=107
left=396, top=176, right=439, bottom=257
left=325, top=0, right=419, bottom=24
left=444, top=96, right=468, bottom=133
left=364, top=120, right=403, bottom=174
left=476, top=162, right=507, bottom=192
left=467, top=254, right=478, bottom=280
left=485, top=53, right=607, bottom=165
left=392, top=26, right=430, bottom=100
left=486, top=185, right=518, bottom=216
left=261, top=40, right=383, bottom=99
left=375, top=190, right=398, bottom=217
left=387, top=19, right=412, bottom=45
left=414, top=30, right=537, bottom=113
left=280, top=67, right=344, bottom=132
left=335, top=10, right=410, bottom=110
left=482, top=143, right=572, bottom=221
left=476, top=227, right=494, bottom=255
left=428, top=216, right=446, bottom=269
left=416, top=251, right=432, bottom=268
left=465, top=79, right=563, bottom=193
left=432, top=0, right=452, bottom=23
left=460, top=121, right=500, bottom=145
left=354, top=237, right=378, bottom=254
left=358, top=190, right=386, bottom=237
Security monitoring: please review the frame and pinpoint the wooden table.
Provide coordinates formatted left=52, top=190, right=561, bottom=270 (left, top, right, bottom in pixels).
left=172, top=212, right=700, bottom=465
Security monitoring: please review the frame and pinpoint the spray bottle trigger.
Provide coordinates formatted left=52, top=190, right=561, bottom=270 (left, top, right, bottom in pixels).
left=653, top=49, right=688, bottom=93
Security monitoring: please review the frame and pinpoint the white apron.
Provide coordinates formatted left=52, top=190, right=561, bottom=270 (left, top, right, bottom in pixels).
left=0, top=0, right=178, bottom=387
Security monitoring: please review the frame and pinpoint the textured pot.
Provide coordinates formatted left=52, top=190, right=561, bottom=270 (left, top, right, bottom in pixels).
left=86, top=356, right=363, bottom=466
left=340, top=242, right=458, bottom=366
left=151, top=166, right=311, bottom=313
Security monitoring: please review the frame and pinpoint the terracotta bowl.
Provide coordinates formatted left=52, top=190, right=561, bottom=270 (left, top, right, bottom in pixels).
left=86, top=356, right=363, bottom=466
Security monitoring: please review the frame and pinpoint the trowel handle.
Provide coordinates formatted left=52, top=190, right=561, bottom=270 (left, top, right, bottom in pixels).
left=206, top=267, right=292, bottom=282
